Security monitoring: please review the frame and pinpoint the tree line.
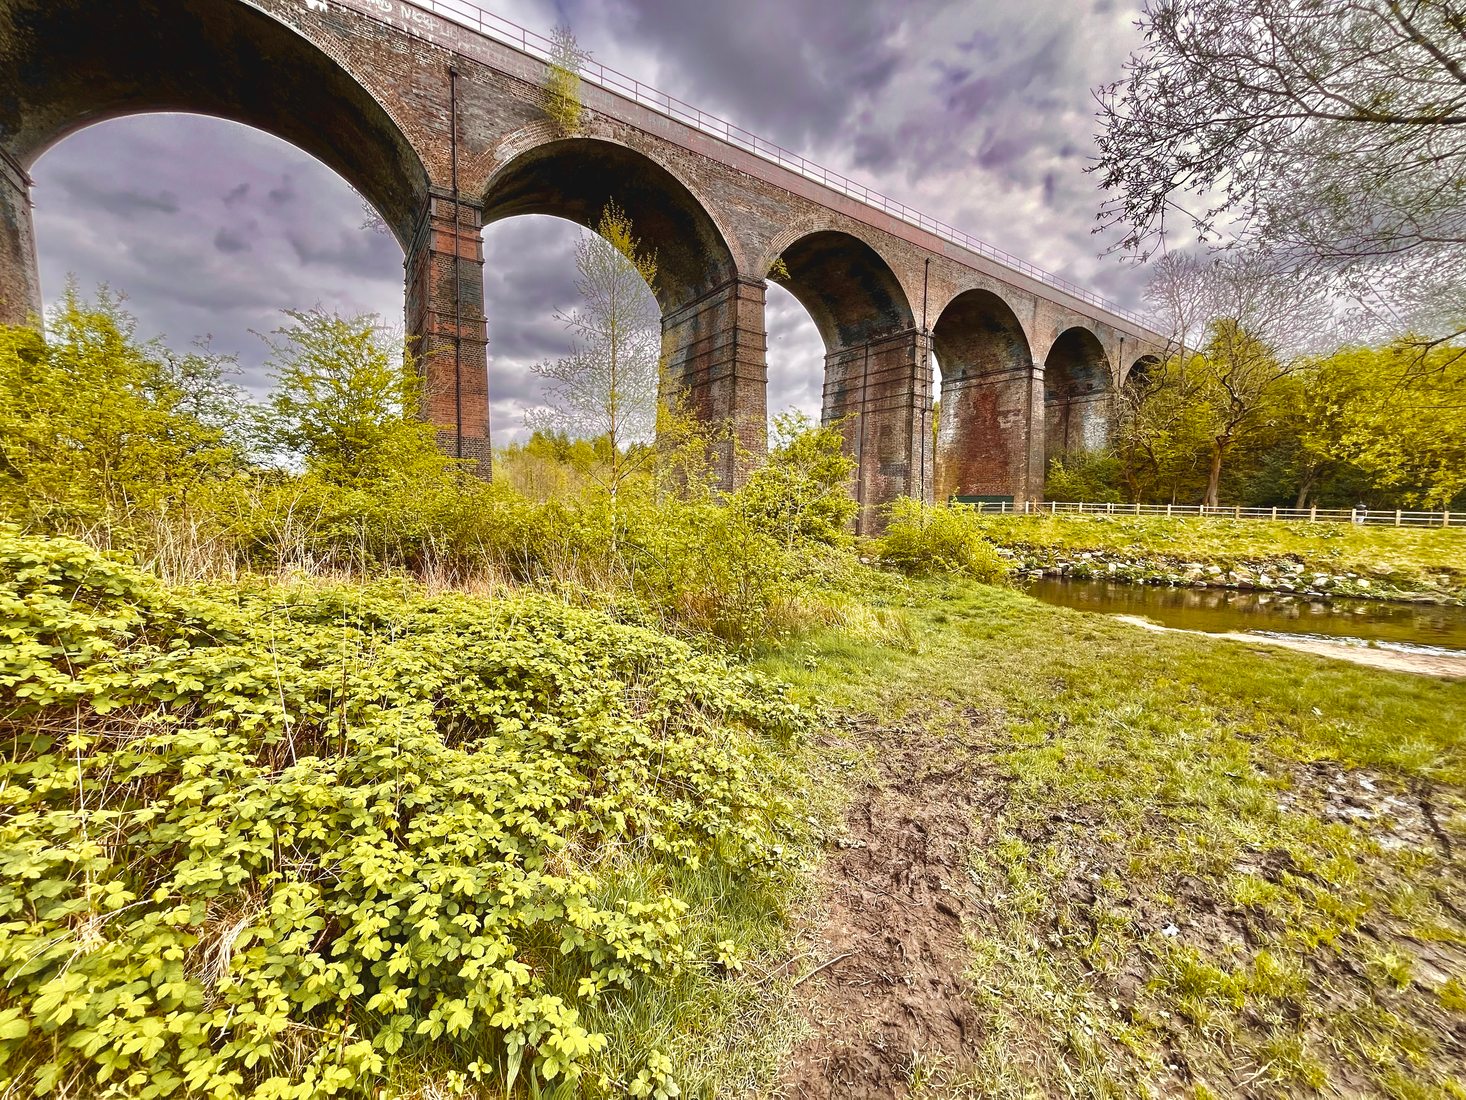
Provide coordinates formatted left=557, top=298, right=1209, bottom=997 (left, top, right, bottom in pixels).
left=1055, top=252, right=1466, bottom=510
left=1075, top=0, right=1465, bottom=510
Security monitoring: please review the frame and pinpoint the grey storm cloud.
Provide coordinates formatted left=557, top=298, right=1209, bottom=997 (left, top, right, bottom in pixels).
left=29, top=0, right=1150, bottom=445
left=53, top=173, right=181, bottom=218
left=213, top=227, right=252, bottom=255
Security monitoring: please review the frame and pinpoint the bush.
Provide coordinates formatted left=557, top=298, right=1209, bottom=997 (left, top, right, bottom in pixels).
left=875, top=498, right=1013, bottom=582
left=731, top=414, right=858, bottom=549
left=1044, top=452, right=1124, bottom=504
left=0, top=289, right=244, bottom=536
left=0, top=529, right=810, bottom=1097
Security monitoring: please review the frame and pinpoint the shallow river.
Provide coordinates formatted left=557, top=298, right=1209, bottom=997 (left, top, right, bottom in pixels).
left=1025, top=577, right=1466, bottom=656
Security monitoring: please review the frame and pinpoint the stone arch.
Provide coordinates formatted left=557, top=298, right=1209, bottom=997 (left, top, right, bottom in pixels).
left=1125, top=353, right=1161, bottom=387
left=772, top=230, right=923, bottom=531
left=0, top=0, right=428, bottom=250
left=932, top=288, right=1037, bottom=503
left=480, top=134, right=756, bottom=482
left=1044, top=326, right=1113, bottom=460
left=479, top=136, right=738, bottom=312
left=773, top=230, right=915, bottom=350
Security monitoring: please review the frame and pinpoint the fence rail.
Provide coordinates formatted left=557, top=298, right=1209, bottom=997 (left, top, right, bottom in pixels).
left=961, top=500, right=1458, bottom=528
left=372, top=0, right=1148, bottom=329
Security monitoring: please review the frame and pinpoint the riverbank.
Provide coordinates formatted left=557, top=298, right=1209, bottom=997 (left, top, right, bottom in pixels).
left=964, top=513, right=1466, bottom=603
left=759, top=579, right=1466, bottom=1097
left=6, top=530, right=1464, bottom=1098
left=1113, top=613, right=1466, bottom=679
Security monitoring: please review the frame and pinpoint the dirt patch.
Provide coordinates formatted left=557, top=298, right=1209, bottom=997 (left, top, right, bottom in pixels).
left=774, top=713, right=1003, bottom=1099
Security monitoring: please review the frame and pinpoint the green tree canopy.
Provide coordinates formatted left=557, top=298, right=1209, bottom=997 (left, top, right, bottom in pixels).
left=0, top=287, right=243, bottom=532
left=259, top=309, right=446, bottom=485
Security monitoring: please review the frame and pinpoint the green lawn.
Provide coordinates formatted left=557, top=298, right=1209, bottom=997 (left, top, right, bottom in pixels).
left=758, top=578, right=1466, bottom=1097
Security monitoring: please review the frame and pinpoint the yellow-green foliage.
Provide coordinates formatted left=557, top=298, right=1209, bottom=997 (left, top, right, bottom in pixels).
left=1301, top=343, right=1466, bottom=509
left=876, top=498, right=1014, bottom=583
left=733, top=414, right=858, bottom=550
left=0, top=529, right=809, bottom=1097
left=542, top=25, right=582, bottom=135
left=0, top=288, right=243, bottom=534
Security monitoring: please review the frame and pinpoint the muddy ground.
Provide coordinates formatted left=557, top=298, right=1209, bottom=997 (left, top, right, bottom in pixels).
left=775, top=713, right=1001, bottom=1099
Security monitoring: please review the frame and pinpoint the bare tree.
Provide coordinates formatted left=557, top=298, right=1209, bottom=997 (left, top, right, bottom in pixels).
left=1094, top=0, right=1466, bottom=341
left=1142, top=253, right=1332, bottom=505
left=529, top=202, right=661, bottom=503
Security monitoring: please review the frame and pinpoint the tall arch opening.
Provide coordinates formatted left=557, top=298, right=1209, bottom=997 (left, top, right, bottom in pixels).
left=763, top=281, right=826, bottom=427
left=1125, top=354, right=1161, bottom=388
left=772, top=231, right=925, bottom=530
left=481, top=137, right=756, bottom=483
left=0, top=0, right=427, bottom=259
left=0, top=0, right=483, bottom=458
left=29, top=114, right=405, bottom=395
left=932, top=288, right=1036, bottom=503
left=1044, top=326, right=1113, bottom=462
left=479, top=212, right=661, bottom=485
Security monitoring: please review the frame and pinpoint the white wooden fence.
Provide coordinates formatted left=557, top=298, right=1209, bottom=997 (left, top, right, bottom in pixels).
left=961, top=500, right=1457, bottom=528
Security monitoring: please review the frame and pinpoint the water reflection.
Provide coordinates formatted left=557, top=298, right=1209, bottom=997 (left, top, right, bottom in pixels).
left=1024, top=578, right=1466, bottom=653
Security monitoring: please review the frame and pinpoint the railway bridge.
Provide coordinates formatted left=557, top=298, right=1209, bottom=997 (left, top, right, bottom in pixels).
left=0, top=0, right=1166, bottom=529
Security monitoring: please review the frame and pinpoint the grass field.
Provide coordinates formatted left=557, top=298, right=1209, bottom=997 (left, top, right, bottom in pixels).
left=759, top=579, right=1466, bottom=1097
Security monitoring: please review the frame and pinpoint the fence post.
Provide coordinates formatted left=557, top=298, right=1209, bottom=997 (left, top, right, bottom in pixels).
left=1166, top=503, right=1172, bottom=518
left=1395, top=509, right=1401, bottom=527
left=1108, top=502, right=1114, bottom=514
left=1078, top=501, right=1084, bottom=514
left=1271, top=506, right=1277, bottom=520
left=1446, top=511, right=1452, bottom=528
left=1234, top=505, right=1241, bottom=519
left=1310, top=504, right=1317, bottom=521
left=977, top=501, right=984, bottom=514
left=1134, top=501, right=1140, bottom=515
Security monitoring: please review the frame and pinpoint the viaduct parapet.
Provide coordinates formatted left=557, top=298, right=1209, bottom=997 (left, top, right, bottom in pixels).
left=0, top=0, right=1167, bottom=530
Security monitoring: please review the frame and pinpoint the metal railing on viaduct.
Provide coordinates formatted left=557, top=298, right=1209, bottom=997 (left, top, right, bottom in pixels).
left=962, top=500, right=1462, bottom=529
left=368, top=0, right=1149, bottom=329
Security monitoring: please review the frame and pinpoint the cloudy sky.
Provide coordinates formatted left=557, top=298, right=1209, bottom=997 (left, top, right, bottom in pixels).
left=31, top=0, right=1149, bottom=443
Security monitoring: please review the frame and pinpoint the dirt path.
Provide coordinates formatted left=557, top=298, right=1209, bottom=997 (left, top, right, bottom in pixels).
left=1113, top=614, right=1466, bottom=678
left=775, top=714, right=1000, bottom=1098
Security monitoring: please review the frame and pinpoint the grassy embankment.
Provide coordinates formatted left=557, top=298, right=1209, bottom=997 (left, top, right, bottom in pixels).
left=965, top=513, right=1466, bottom=602
left=759, top=574, right=1466, bottom=1097
left=4, top=512, right=1464, bottom=1098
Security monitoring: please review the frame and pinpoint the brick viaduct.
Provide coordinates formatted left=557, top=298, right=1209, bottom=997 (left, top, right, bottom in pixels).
left=0, top=0, right=1166, bottom=530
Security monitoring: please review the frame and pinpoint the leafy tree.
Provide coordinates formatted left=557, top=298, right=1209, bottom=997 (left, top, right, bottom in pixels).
left=1112, top=357, right=1213, bottom=503
left=259, top=308, right=445, bottom=484
left=542, top=23, right=584, bottom=135
left=529, top=202, right=662, bottom=503
left=1298, top=344, right=1466, bottom=507
left=732, top=413, right=858, bottom=548
left=1142, top=253, right=1330, bottom=505
left=0, top=287, right=242, bottom=531
left=1094, top=0, right=1466, bottom=343
left=1044, top=452, right=1124, bottom=504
